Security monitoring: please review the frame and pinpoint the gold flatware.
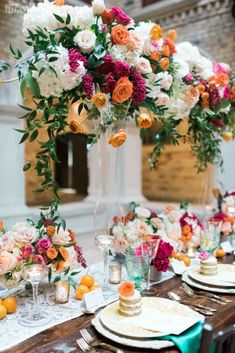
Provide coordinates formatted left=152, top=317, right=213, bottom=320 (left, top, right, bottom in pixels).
left=167, top=292, right=216, bottom=313
left=80, top=328, right=124, bottom=353
left=76, top=337, right=97, bottom=353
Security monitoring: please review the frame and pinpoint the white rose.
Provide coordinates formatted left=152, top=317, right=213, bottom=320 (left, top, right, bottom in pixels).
left=135, top=58, right=152, bottom=75
left=12, top=222, right=37, bottom=246
left=0, top=251, right=17, bottom=275
left=76, top=6, right=95, bottom=29
left=74, top=30, right=96, bottom=54
left=112, top=225, right=124, bottom=238
left=173, top=56, right=190, bottom=79
left=0, top=231, right=15, bottom=252
left=155, top=72, right=173, bottom=90
left=92, top=0, right=105, bottom=15
left=157, top=92, right=170, bottom=107
left=135, top=206, right=151, bottom=219
left=52, top=228, right=71, bottom=245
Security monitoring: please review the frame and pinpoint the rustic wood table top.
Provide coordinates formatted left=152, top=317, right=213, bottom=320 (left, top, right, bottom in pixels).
left=3, top=255, right=235, bottom=353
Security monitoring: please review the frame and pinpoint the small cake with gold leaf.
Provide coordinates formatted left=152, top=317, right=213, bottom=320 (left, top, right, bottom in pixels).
left=118, top=281, right=142, bottom=317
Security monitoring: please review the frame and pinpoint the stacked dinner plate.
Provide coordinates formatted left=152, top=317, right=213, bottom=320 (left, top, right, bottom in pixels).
left=92, top=297, right=203, bottom=350
left=183, top=264, right=235, bottom=294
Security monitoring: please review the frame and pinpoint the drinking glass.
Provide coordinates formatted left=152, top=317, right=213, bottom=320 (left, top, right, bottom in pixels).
left=18, top=264, right=52, bottom=327
left=200, top=220, right=221, bottom=252
left=95, top=235, right=114, bottom=291
left=142, top=236, right=160, bottom=296
left=125, top=250, right=149, bottom=292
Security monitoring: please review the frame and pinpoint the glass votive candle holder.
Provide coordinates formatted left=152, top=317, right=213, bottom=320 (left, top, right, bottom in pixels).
left=54, top=280, right=70, bottom=304
left=109, top=262, right=122, bottom=284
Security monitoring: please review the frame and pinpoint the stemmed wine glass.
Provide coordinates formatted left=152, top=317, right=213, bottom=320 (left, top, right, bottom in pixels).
left=95, top=235, right=114, bottom=292
left=142, top=235, right=161, bottom=296
left=18, top=264, right=52, bottom=327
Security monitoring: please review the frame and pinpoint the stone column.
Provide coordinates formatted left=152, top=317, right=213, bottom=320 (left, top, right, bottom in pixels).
left=0, top=105, right=30, bottom=222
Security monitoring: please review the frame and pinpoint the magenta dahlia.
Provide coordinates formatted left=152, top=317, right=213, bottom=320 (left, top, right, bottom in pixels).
left=131, top=71, right=146, bottom=105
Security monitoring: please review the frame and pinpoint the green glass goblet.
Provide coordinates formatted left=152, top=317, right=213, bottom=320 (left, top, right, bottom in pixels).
left=125, top=250, right=149, bottom=292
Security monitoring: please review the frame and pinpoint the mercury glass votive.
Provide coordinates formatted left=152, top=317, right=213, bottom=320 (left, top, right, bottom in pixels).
left=109, top=262, right=122, bottom=284
left=54, top=280, right=70, bottom=304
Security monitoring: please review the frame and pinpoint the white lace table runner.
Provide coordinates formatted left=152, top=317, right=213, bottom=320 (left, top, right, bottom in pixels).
left=0, top=263, right=174, bottom=352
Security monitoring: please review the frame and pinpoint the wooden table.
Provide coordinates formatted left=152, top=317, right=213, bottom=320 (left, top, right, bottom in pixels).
left=3, top=256, right=235, bottom=353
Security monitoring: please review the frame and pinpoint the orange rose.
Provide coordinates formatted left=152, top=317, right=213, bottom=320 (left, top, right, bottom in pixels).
left=209, top=80, right=217, bottom=90
left=180, top=232, right=192, bottom=244
left=102, top=9, right=114, bottom=24
left=150, top=24, right=163, bottom=41
left=159, top=57, right=170, bottom=70
left=138, top=113, right=153, bottom=129
left=197, top=84, right=205, bottom=94
left=111, top=25, right=130, bottom=45
left=167, top=29, right=177, bottom=41
left=56, top=260, right=65, bottom=273
left=164, top=38, right=176, bottom=55
left=54, top=0, right=64, bottom=6
left=216, top=73, right=229, bottom=87
left=162, top=45, right=170, bottom=57
left=109, top=129, right=127, bottom=148
left=46, top=247, right=58, bottom=260
left=46, top=225, right=56, bottom=237
left=119, top=281, right=135, bottom=297
left=221, top=131, right=233, bottom=142
left=69, top=119, right=83, bottom=134
left=112, top=77, right=133, bottom=104
left=59, top=246, right=69, bottom=261
left=201, top=92, right=209, bottom=101
left=201, top=100, right=209, bottom=109
left=0, top=220, right=4, bottom=232
left=150, top=51, right=160, bottom=61
left=230, top=86, right=235, bottom=102
left=92, top=93, right=107, bottom=109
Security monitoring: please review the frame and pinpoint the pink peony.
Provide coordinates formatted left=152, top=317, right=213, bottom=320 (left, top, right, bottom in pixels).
left=111, top=6, right=132, bottom=25
left=156, top=240, right=173, bottom=259
left=37, top=237, right=51, bottom=250
left=153, top=257, right=170, bottom=272
left=223, top=85, right=230, bottom=99
left=213, top=62, right=230, bottom=74
left=198, top=251, right=210, bottom=260
left=32, top=254, right=46, bottom=265
left=21, top=246, right=33, bottom=259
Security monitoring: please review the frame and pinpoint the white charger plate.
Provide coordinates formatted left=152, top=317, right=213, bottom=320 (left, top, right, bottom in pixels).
left=99, top=297, right=203, bottom=339
left=182, top=272, right=235, bottom=294
left=187, top=264, right=235, bottom=288
left=92, top=313, right=174, bottom=350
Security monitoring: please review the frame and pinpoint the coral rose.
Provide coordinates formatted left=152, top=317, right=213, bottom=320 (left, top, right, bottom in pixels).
left=46, top=247, right=58, bottom=260
left=201, top=92, right=209, bottom=101
left=124, top=32, right=140, bottom=51
left=54, top=0, right=64, bottom=6
left=164, top=38, right=176, bottom=55
left=68, top=230, right=76, bottom=242
left=102, top=9, right=114, bottom=24
left=112, top=77, right=133, bottom=103
left=221, top=131, right=233, bottom=142
left=46, top=225, right=56, bottom=237
left=59, top=246, right=69, bottom=261
left=69, top=119, right=83, bottom=134
left=167, top=29, right=177, bottom=41
left=109, top=129, right=127, bottom=147
left=216, top=73, right=229, bottom=87
left=230, top=86, right=235, bottom=102
left=0, top=220, right=4, bottom=232
left=119, top=281, right=135, bottom=297
left=150, top=51, right=160, bottom=61
left=162, top=44, right=170, bottom=57
left=92, top=92, right=107, bottom=109
left=150, top=24, right=163, bottom=41
left=159, top=57, right=170, bottom=70
left=197, top=84, right=205, bottom=94
left=138, top=113, right=153, bottom=128
left=56, top=260, right=65, bottom=273
left=111, top=24, right=130, bottom=45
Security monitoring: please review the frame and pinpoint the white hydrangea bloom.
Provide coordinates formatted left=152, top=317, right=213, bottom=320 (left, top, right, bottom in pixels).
left=109, top=45, right=139, bottom=66
left=154, top=72, right=173, bottom=91
left=32, top=45, right=86, bottom=98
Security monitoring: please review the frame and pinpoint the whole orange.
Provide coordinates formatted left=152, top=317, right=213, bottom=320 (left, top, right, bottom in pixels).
left=3, top=297, right=17, bottom=314
left=80, top=275, right=95, bottom=288
left=182, top=256, right=191, bottom=267
left=215, top=248, right=225, bottom=258
left=89, top=285, right=101, bottom=292
left=75, top=285, right=89, bottom=300
left=0, top=299, right=2, bottom=305
left=0, top=304, right=7, bottom=320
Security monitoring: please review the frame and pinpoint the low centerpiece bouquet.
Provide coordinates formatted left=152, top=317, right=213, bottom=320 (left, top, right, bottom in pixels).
left=0, top=211, right=86, bottom=289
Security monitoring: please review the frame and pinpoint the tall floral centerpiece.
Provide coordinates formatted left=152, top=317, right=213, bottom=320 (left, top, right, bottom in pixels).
left=0, top=0, right=234, bottom=214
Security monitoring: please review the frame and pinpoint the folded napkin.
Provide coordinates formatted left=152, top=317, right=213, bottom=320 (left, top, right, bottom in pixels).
left=162, top=321, right=203, bottom=353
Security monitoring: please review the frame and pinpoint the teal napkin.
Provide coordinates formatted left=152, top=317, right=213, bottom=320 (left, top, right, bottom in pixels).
left=162, top=321, right=203, bottom=353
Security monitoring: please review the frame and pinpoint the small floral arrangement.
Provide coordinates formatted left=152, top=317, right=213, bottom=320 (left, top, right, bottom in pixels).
left=210, top=188, right=235, bottom=236
left=152, top=239, right=173, bottom=272
left=159, top=204, right=203, bottom=250
left=110, top=203, right=161, bottom=252
left=0, top=210, right=86, bottom=288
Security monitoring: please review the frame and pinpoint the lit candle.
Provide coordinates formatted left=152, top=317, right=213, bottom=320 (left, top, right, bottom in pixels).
left=109, top=262, right=122, bottom=284
left=55, top=281, right=70, bottom=304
